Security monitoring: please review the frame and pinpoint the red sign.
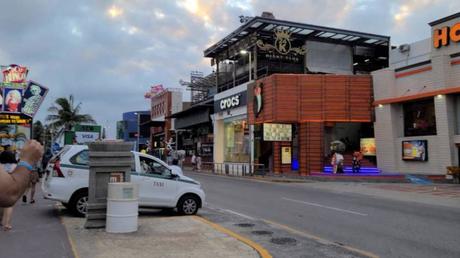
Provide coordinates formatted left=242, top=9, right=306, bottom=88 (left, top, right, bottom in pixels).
left=2, top=64, right=28, bottom=83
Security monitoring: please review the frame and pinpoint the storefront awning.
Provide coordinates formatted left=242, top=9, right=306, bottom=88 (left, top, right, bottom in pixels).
left=170, top=105, right=212, bottom=129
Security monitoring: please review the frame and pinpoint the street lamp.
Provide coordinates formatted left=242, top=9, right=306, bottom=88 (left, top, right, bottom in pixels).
left=240, top=49, right=252, bottom=81
left=134, top=112, right=140, bottom=151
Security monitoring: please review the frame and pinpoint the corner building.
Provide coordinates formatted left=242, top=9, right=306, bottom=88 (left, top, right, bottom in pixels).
left=205, top=13, right=389, bottom=175
left=373, top=12, right=460, bottom=174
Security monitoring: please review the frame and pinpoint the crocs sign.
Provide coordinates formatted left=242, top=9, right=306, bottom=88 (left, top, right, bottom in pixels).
left=215, top=92, right=247, bottom=112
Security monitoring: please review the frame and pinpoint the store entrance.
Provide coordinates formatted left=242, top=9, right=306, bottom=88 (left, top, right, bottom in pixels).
left=323, top=122, right=377, bottom=173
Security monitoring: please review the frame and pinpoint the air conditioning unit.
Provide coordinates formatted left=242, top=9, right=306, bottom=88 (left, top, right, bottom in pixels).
left=399, top=44, right=411, bottom=52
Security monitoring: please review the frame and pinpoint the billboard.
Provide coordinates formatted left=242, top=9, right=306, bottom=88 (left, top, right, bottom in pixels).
left=0, top=114, right=32, bottom=151
left=21, top=81, right=49, bottom=117
left=360, top=138, right=376, bottom=156
left=402, top=140, right=428, bottom=161
left=263, top=123, right=292, bottom=141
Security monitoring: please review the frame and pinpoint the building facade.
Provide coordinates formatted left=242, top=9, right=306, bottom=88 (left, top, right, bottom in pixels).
left=117, top=111, right=150, bottom=150
left=373, top=12, right=460, bottom=174
left=205, top=13, right=389, bottom=175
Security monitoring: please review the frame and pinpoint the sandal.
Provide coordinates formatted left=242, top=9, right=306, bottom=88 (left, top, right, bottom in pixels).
left=30, top=200, right=35, bottom=204
left=3, top=225, right=12, bottom=231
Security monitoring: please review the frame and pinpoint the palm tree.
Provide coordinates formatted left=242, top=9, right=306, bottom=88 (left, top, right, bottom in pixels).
left=46, top=95, right=96, bottom=131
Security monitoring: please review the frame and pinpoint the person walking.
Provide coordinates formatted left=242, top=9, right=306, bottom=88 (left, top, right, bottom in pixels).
left=196, top=154, right=202, bottom=171
left=22, top=164, right=39, bottom=204
left=1, top=150, right=18, bottom=231
left=191, top=153, right=197, bottom=171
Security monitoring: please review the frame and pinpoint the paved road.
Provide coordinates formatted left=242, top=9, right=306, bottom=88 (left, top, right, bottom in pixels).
left=0, top=186, right=74, bottom=258
left=188, top=172, right=460, bottom=258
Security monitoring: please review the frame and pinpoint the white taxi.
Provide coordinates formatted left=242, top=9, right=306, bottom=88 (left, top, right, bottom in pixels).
left=42, top=145, right=205, bottom=217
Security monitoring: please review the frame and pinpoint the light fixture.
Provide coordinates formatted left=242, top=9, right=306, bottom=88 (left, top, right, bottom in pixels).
left=240, top=49, right=248, bottom=55
left=378, top=104, right=383, bottom=108
left=353, top=62, right=358, bottom=66
left=365, top=59, right=370, bottom=62
left=437, top=94, right=443, bottom=99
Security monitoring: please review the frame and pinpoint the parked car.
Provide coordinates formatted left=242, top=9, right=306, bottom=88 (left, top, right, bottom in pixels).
left=42, top=145, right=205, bottom=217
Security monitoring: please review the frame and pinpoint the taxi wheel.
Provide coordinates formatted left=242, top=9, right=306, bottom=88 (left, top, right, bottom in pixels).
left=177, top=195, right=199, bottom=215
left=69, top=190, right=88, bottom=217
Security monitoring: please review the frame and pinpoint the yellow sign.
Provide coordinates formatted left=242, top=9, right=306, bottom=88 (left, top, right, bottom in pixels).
left=433, top=22, right=460, bottom=48
left=360, top=138, right=376, bottom=156
left=0, top=114, right=32, bottom=124
left=281, top=147, right=291, bottom=164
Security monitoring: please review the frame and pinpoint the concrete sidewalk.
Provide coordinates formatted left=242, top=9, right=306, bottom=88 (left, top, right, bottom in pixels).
left=61, top=208, right=262, bottom=258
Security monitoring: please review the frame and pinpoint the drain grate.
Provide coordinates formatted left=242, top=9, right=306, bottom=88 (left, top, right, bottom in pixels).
left=251, top=230, right=273, bottom=236
left=234, top=223, right=255, bottom=228
left=270, top=237, right=297, bottom=245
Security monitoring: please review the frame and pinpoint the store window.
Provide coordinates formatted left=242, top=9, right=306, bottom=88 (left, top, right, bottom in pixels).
left=403, top=99, right=437, bottom=136
left=224, top=118, right=250, bottom=162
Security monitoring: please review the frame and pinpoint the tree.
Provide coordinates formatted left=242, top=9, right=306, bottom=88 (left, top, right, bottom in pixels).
left=32, top=120, right=45, bottom=144
left=46, top=95, right=96, bottom=131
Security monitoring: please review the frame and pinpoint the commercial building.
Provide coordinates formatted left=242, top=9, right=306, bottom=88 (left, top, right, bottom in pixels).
left=373, top=12, right=460, bottom=175
left=116, top=111, right=150, bottom=151
left=204, top=12, right=389, bottom=175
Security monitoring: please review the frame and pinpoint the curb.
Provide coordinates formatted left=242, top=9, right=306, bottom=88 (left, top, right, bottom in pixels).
left=56, top=204, right=81, bottom=258
left=194, top=216, right=272, bottom=258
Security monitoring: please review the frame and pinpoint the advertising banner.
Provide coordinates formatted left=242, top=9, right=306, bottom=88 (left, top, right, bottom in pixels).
left=3, top=88, right=23, bottom=113
left=75, top=131, right=100, bottom=143
left=263, top=123, right=292, bottom=141
left=21, top=81, right=49, bottom=117
left=281, top=146, right=292, bottom=164
left=0, top=114, right=32, bottom=151
left=402, top=140, right=428, bottom=161
left=360, top=138, right=376, bottom=156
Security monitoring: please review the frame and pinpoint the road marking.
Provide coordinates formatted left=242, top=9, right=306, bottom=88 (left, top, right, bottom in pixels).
left=263, top=219, right=379, bottom=258
left=222, top=209, right=256, bottom=220
left=282, top=197, right=368, bottom=216
left=194, top=216, right=272, bottom=258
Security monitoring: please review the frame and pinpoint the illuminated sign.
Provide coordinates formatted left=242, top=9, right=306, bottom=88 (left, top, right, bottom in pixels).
left=0, top=114, right=32, bottom=124
left=402, top=140, right=428, bottom=161
left=21, top=81, right=49, bottom=117
left=253, top=83, right=263, bottom=117
left=360, top=138, right=376, bottom=156
left=433, top=22, right=460, bottom=48
left=263, top=123, right=292, bottom=141
left=2, top=64, right=28, bottom=83
left=256, top=28, right=306, bottom=55
left=214, top=92, right=247, bottom=112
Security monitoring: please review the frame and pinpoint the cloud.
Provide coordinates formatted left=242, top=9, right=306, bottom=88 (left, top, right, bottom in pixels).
left=0, top=0, right=458, bottom=138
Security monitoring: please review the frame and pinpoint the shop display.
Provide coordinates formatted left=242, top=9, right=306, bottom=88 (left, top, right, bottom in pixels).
left=263, top=123, right=292, bottom=141
left=402, top=140, right=428, bottom=161
left=360, top=138, right=376, bottom=156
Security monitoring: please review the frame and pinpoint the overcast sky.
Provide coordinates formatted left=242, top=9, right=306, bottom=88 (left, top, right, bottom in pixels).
left=0, top=0, right=459, bottom=138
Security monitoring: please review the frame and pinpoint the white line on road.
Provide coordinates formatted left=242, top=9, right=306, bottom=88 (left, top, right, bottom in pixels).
left=206, top=204, right=256, bottom=220
left=282, top=197, right=368, bottom=216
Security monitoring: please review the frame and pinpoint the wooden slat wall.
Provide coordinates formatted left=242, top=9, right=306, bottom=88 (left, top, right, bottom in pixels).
left=248, top=74, right=373, bottom=123
left=299, top=122, right=323, bottom=175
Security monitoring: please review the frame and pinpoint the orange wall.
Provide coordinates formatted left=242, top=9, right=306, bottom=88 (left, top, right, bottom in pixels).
left=248, top=74, right=373, bottom=174
left=248, top=74, right=373, bottom=124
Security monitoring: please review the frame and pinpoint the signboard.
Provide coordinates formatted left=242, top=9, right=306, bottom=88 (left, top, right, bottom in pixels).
left=402, top=140, right=428, bottom=161
left=214, top=91, right=247, bottom=112
left=3, top=88, right=23, bottom=113
left=263, top=123, right=292, bottom=141
left=360, top=138, right=376, bottom=156
left=433, top=22, right=460, bottom=48
left=0, top=114, right=32, bottom=151
left=75, top=131, right=100, bottom=143
left=281, top=146, right=292, bottom=164
left=253, top=82, right=263, bottom=117
left=0, top=114, right=32, bottom=124
left=1, top=64, right=28, bottom=84
left=21, top=81, right=49, bottom=117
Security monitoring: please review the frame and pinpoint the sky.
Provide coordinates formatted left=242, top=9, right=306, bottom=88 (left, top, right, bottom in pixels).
left=0, top=0, right=459, bottom=138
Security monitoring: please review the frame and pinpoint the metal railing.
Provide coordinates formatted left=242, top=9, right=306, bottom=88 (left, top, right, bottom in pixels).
left=199, top=162, right=267, bottom=176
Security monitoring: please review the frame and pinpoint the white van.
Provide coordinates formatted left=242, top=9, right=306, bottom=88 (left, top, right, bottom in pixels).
left=42, top=145, right=205, bottom=217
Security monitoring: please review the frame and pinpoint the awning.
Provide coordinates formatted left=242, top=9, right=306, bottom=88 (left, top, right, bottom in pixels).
left=173, top=106, right=211, bottom=129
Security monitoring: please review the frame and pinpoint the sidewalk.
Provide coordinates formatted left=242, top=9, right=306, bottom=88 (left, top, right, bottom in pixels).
left=0, top=186, right=74, bottom=258
left=60, top=208, right=262, bottom=258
